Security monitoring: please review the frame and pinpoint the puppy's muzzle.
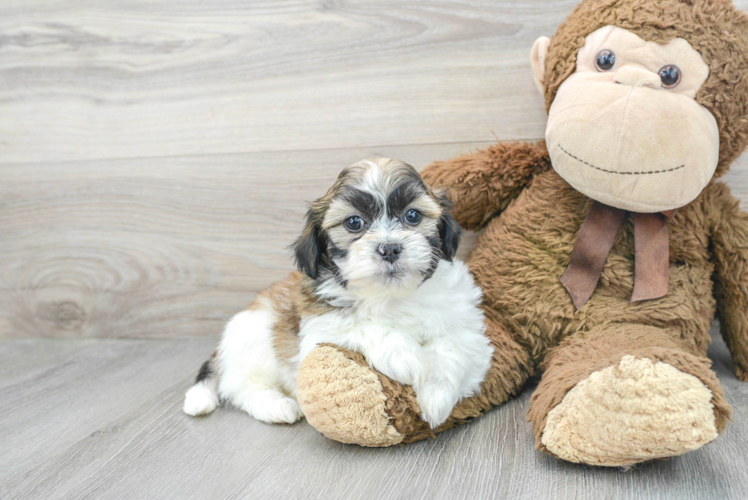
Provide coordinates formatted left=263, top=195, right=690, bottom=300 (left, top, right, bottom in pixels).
left=378, top=243, right=402, bottom=263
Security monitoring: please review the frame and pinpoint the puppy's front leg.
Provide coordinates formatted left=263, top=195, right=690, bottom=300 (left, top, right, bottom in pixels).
left=414, top=363, right=461, bottom=429
left=415, top=336, right=491, bottom=429
left=366, top=334, right=430, bottom=389
left=300, top=322, right=430, bottom=388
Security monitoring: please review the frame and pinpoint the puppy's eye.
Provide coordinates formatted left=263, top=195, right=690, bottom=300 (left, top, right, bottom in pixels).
left=404, top=209, right=422, bottom=225
left=344, top=216, right=365, bottom=232
left=595, top=49, right=616, bottom=71
left=658, top=64, right=681, bottom=89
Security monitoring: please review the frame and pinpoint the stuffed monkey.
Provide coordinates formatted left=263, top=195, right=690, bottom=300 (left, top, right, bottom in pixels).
left=295, top=0, right=748, bottom=467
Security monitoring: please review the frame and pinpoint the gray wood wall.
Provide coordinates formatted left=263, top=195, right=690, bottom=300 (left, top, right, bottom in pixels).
left=2, top=0, right=747, bottom=339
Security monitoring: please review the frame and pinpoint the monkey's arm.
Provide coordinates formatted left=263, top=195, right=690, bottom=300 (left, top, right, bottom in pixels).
left=710, top=183, right=748, bottom=381
left=420, top=141, right=551, bottom=231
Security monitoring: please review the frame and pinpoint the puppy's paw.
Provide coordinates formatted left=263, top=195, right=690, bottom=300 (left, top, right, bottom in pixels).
left=244, top=390, right=304, bottom=425
left=375, top=349, right=428, bottom=387
left=183, top=383, right=218, bottom=416
left=416, top=383, right=458, bottom=429
left=263, top=398, right=304, bottom=425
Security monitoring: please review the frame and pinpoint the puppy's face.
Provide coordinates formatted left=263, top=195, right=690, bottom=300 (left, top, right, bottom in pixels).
left=294, top=158, right=461, bottom=299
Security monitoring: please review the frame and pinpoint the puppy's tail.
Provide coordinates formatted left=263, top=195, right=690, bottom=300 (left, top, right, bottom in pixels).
left=183, top=355, right=220, bottom=416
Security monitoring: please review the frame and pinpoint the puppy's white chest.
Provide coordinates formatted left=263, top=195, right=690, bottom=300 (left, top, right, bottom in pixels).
left=300, top=311, right=426, bottom=347
left=353, top=316, right=425, bottom=343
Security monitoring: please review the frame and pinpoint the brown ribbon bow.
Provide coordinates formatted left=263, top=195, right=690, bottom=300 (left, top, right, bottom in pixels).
left=561, top=201, right=675, bottom=309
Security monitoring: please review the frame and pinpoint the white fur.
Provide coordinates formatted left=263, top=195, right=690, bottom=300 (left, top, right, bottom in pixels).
left=334, top=217, right=436, bottom=300
left=183, top=307, right=303, bottom=424
left=183, top=381, right=219, bottom=416
left=300, top=260, right=492, bottom=428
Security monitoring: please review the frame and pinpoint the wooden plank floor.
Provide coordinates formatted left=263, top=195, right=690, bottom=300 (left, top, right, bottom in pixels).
left=1, top=0, right=747, bottom=340
left=0, top=143, right=493, bottom=339
left=2, top=0, right=748, bottom=498
left=1, top=326, right=747, bottom=500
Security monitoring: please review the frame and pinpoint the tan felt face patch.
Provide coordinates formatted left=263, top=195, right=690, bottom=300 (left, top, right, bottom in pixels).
left=543, top=26, right=719, bottom=213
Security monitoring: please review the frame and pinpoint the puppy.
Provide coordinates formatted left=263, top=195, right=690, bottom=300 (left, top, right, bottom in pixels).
left=183, top=158, right=493, bottom=428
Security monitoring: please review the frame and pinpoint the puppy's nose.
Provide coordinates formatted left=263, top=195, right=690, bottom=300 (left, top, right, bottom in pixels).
left=378, top=243, right=401, bottom=263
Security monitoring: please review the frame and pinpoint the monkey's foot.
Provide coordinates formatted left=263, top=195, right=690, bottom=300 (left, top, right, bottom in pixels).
left=540, top=355, right=719, bottom=467
left=297, top=344, right=494, bottom=447
left=296, top=345, right=405, bottom=447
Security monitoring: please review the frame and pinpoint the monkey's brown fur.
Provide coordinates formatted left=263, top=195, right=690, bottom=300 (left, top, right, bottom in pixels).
left=296, top=0, right=748, bottom=464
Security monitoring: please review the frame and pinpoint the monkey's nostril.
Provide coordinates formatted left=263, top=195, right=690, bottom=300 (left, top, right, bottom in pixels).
left=378, top=243, right=402, bottom=263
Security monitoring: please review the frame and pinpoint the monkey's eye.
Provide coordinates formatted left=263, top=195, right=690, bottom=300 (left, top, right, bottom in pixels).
left=658, top=65, right=681, bottom=89
left=404, top=209, right=422, bottom=226
left=344, top=216, right=365, bottom=232
left=595, top=50, right=616, bottom=71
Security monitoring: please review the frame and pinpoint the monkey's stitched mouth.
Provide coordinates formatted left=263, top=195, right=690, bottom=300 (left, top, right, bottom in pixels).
left=558, top=145, right=685, bottom=175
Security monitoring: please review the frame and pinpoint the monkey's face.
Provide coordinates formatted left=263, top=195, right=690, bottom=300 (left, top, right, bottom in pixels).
left=534, top=26, right=719, bottom=213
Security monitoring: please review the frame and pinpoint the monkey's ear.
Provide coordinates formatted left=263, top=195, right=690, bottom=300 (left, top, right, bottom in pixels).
left=531, top=36, right=551, bottom=95
left=293, top=207, right=327, bottom=279
left=436, top=194, right=463, bottom=262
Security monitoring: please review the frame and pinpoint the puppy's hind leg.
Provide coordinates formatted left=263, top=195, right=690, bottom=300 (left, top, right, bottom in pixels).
left=218, top=309, right=303, bottom=425
left=184, top=355, right=220, bottom=416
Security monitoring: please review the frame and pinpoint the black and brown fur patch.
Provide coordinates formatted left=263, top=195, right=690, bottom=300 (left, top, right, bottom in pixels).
left=293, top=158, right=462, bottom=283
left=246, top=271, right=334, bottom=364
left=195, top=352, right=216, bottom=383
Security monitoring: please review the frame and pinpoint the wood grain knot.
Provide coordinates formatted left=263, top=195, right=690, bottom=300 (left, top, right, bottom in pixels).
left=37, top=301, right=86, bottom=331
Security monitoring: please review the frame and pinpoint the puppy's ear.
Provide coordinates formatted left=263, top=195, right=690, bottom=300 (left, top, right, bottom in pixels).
left=293, top=205, right=327, bottom=279
left=436, top=193, right=462, bottom=262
